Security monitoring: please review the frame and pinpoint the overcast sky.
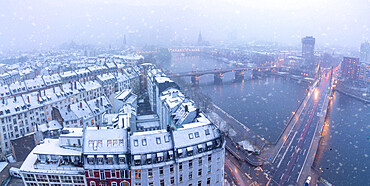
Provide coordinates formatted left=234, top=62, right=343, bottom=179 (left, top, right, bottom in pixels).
left=0, top=0, right=369, bottom=52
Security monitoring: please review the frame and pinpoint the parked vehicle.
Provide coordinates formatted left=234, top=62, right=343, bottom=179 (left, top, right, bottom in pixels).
left=304, top=176, right=311, bottom=186
left=9, top=167, right=21, bottom=178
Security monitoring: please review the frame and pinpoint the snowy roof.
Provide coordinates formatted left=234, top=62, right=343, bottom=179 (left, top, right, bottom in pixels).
left=24, top=76, right=46, bottom=91
left=42, top=74, right=62, bottom=86
left=9, top=81, right=27, bottom=94
left=160, top=88, right=185, bottom=112
left=38, top=120, right=62, bottom=132
left=0, top=96, right=28, bottom=118
left=87, top=96, right=112, bottom=116
left=130, top=130, right=172, bottom=154
left=33, top=139, right=81, bottom=156
left=74, top=68, right=90, bottom=75
left=60, top=70, right=77, bottom=78
left=80, top=80, right=101, bottom=92
left=0, top=84, right=11, bottom=97
left=97, top=73, right=115, bottom=83
left=172, top=123, right=219, bottom=149
left=83, top=127, right=128, bottom=154
left=20, top=139, right=84, bottom=174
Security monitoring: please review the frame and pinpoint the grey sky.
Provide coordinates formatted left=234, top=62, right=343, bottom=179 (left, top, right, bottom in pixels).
left=0, top=0, right=369, bottom=51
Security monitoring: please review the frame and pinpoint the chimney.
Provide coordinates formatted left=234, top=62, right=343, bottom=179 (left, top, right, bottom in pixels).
left=100, top=97, right=103, bottom=106
left=122, top=118, right=125, bottom=128
left=44, top=89, right=46, bottom=96
left=70, top=82, right=73, bottom=90
left=36, top=124, right=39, bottom=131
left=37, top=94, right=40, bottom=102
left=96, top=99, right=99, bottom=107
left=27, top=96, right=30, bottom=103
left=53, top=86, right=55, bottom=93
left=74, top=81, right=77, bottom=89
left=68, top=104, right=71, bottom=111
left=185, top=105, right=188, bottom=112
left=2, top=98, right=4, bottom=104
left=196, top=108, right=200, bottom=117
left=80, top=102, right=83, bottom=108
left=14, top=96, right=16, bottom=102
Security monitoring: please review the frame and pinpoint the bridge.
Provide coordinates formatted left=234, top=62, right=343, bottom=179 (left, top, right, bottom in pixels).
left=168, top=67, right=274, bottom=85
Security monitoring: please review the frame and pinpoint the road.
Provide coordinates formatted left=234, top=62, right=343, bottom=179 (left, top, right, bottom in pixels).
left=267, top=71, right=331, bottom=185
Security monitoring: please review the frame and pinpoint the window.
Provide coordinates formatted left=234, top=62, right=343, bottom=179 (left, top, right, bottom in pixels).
left=90, top=181, right=96, bottom=186
left=48, top=175, right=59, bottom=182
left=112, top=182, right=117, bottom=186
left=159, top=167, right=164, bottom=175
left=148, top=169, right=153, bottom=178
left=120, top=170, right=129, bottom=179
left=111, top=170, right=116, bottom=178
left=142, top=139, right=147, bottom=146
left=205, top=129, right=210, bottom=135
left=179, top=163, right=183, bottom=171
left=88, top=170, right=94, bottom=177
left=198, top=169, right=202, bottom=177
left=189, top=171, right=193, bottom=180
left=107, top=140, right=112, bottom=147
left=156, top=137, right=161, bottom=144
left=198, top=181, right=202, bottom=186
left=208, top=154, right=212, bottom=162
left=207, top=177, right=211, bottom=186
left=195, top=132, right=200, bottom=138
left=179, top=174, right=183, bottom=182
left=208, top=165, right=211, bottom=174
left=160, top=180, right=164, bottom=186
left=120, top=182, right=129, bottom=186
left=149, top=182, right=154, bottom=186
left=119, top=139, right=124, bottom=146
left=199, top=157, right=203, bottom=165
left=100, top=171, right=105, bottom=180
left=134, top=140, right=138, bottom=146
left=188, top=133, right=194, bottom=139
left=164, top=135, right=170, bottom=143
left=135, top=170, right=141, bottom=179
left=170, top=165, right=174, bottom=173
left=189, top=160, right=193, bottom=169
left=170, top=177, right=175, bottom=185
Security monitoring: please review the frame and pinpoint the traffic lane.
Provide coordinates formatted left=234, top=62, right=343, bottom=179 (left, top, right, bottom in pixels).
left=279, top=82, right=328, bottom=184
left=225, top=153, right=251, bottom=186
left=271, top=94, right=316, bottom=167
left=275, top=93, right=320, bottom=184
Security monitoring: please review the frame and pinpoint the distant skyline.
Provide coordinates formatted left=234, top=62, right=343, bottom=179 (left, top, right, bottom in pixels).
left=0, top=0, right=369, bottom=52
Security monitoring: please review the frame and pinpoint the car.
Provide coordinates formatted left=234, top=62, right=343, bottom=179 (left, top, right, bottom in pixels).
left=9, top=167, right=21, bottom=178
left=304, top=176, right=311, bottom=186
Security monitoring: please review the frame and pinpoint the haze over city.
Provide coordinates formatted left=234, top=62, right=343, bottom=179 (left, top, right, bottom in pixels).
left=0, top=0, right=369, bottom=52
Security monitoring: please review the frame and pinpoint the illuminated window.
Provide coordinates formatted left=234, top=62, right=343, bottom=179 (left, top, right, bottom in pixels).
left=135, top=170, right=141, bottom=179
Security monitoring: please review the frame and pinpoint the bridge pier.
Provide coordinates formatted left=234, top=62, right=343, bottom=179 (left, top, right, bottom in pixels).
left=214, top=73, right=223, bottom=84
left=191, top=75, right=199, bottom=86
left=234, top=70, right=244, bottom=81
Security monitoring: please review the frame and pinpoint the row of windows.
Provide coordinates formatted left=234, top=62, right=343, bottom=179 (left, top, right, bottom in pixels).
left=23, top=174, right=84, bottom=184
left=88, top=169, right=130, bottom=179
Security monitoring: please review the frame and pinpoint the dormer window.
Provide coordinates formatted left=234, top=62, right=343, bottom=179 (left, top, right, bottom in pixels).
left=156, top=137, right=161, bottom=144
left=142, top=139, right=147, bottom=146
left=198, top=144, right=203, bottom=153
left=134, top=155, right=141, bottom=165
left=157, top=152, right=164, bottom=162
left=188, top=133, right=194, bottom=139
left=186, top=147, right=193, bottom=156
left=168, top=151, right=173, bottom=160
left=107, top=155, right=114, bottom=164
left=205, top=129, right=210, bottom=135
left=134, top=140, right=138, bottom=147
left=177, top=149, right=183, bottom=157
left=97, top=155, right=104, bottom=165
left=118, top=155, right=125, bottom=164
left=146, top=154, right=152, bottom=164
left=87, top=155, right=95, bottom=165
left=195, top=132, right=200, bottom=138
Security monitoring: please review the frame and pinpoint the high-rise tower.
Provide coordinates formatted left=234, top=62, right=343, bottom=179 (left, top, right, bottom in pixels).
left=302, top=36, right=315, bottom=67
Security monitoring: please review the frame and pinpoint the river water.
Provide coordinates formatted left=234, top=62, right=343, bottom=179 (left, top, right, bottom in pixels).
left=314, top=91, right=370, bottom=185
left=169, top=54, right=370, bottom=185
left=169, top=55, right=308, bottom=142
